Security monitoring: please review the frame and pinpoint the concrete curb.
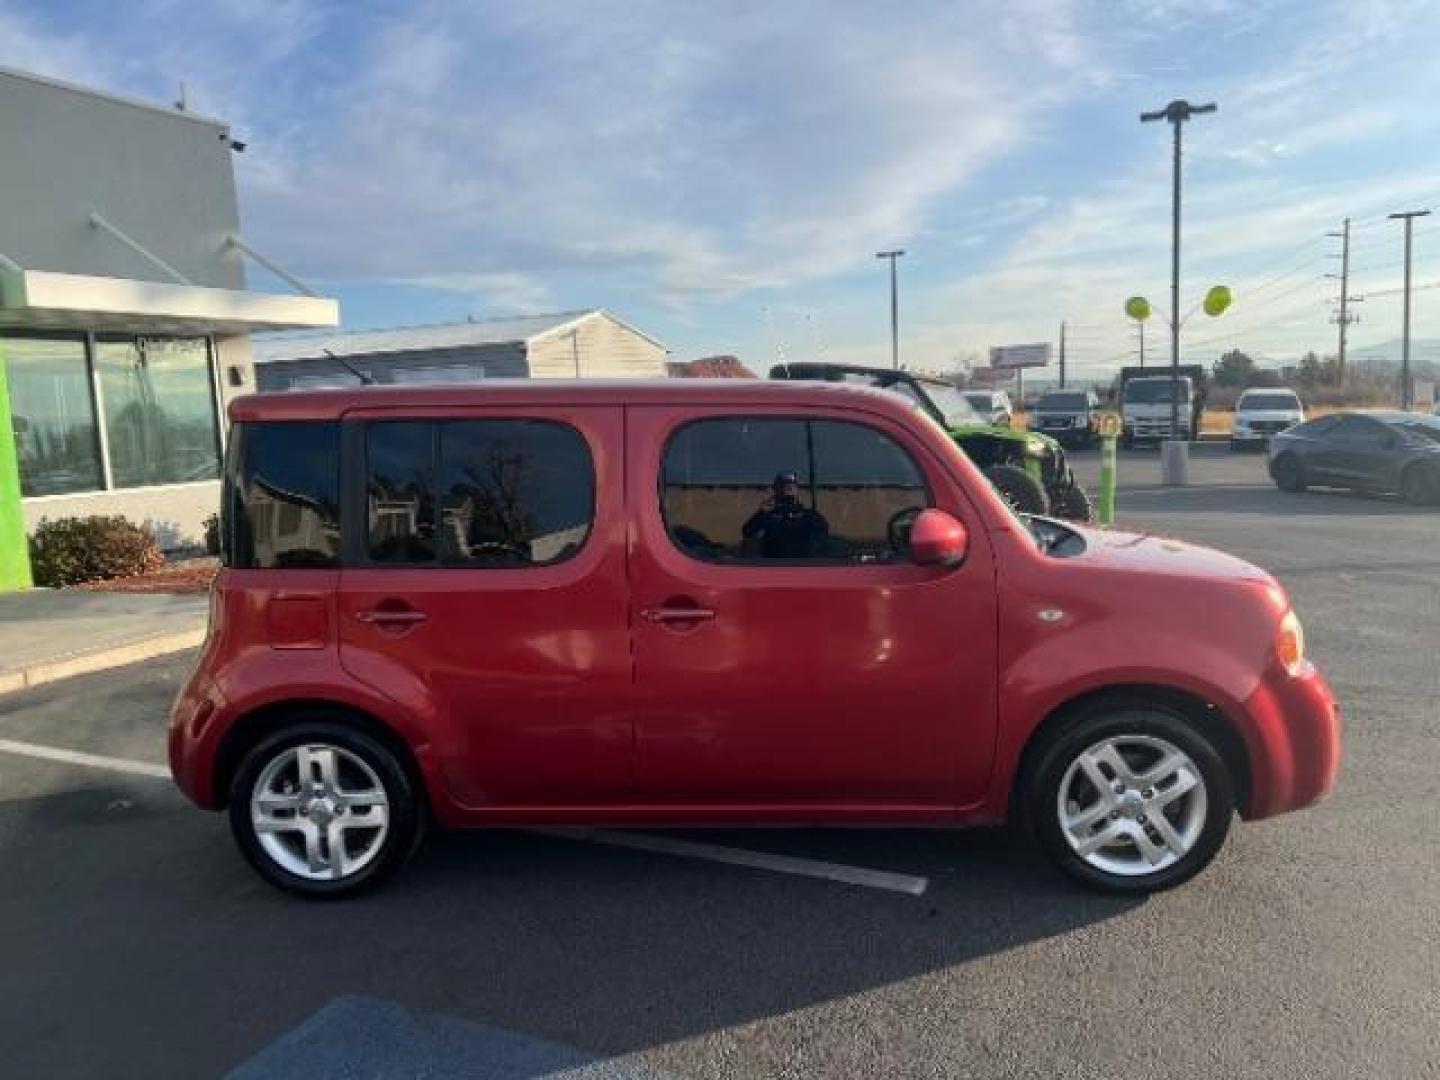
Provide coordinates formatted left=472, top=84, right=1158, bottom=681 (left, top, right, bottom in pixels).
left=0, top=626, right=205, bottom=696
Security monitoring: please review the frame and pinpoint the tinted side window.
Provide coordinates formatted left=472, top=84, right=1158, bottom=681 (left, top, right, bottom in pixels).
left=439, top=420, right=594, bottom=565
left=662, top=418, right=930, bottom=563
left=364, top=419, right=594, bottom=566
left=1293, top=415, right=1339, bottom=438
left=225, top=421, right=340, bottom=569
left=1330, top=416, right=1388, bottom=445
left=367, top=422, right=437, bottom=563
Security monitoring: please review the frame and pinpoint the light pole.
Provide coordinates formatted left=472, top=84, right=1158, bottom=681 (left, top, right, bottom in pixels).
left=1389, top=210, right=1430, bottom=410
left=1141, top=99, right=1216, bottom=485
left=876, top=249, right=904, bottom=369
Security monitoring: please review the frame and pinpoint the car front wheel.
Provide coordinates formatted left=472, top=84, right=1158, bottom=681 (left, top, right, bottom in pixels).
left=1024, top=702, right=1234, bottom=893
left=229, top=720, right=422, bottom=898
left=1400, top=463, right=1440, bottom=506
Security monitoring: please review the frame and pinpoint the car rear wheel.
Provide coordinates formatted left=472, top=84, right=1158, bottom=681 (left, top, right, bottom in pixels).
left=1400, top=463, right=1440, bottom=506
left=229, top=721, right=421, bottom=898
left=1270, top=452, right=1307, bottom=492
left=983, top=463, right=1049, bottom=515
left=1023, top=702, right=1234, bottom=893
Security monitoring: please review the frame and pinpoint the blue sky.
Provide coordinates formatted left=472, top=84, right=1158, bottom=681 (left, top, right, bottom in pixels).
left=4, top=0, right=1439, bottom=380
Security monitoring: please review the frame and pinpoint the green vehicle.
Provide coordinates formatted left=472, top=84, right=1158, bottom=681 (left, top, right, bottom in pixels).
left=769, top=363, right=1094, bottom=521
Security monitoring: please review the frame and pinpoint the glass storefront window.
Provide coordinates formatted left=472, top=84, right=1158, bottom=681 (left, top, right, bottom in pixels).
left=2, top=335, right=104, bottom=497
left=96, top=337, right=221, bottom=488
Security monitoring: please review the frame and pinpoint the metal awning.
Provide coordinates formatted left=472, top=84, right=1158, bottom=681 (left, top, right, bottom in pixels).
left=0, top=269, right=339, bottom=335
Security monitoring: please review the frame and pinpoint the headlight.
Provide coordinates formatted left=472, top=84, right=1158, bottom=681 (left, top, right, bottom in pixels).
left=1276, top=610, right=1307, bottom=676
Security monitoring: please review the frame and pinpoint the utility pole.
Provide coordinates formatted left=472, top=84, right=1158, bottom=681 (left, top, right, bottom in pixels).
left=1137, top=320, right=1145, bottom=368
left=1059, top=321, right=1067, bottom=388
left=1327, top=218, right=1359, bottom=386
left=1389, top=210, right=1430, bottom=410
left=876, top=249, right=905, bottom=370
left=1141, top=99, right=1216, bottom=484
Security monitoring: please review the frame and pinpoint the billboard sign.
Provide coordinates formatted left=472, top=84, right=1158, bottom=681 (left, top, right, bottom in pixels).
left=989, top=343, right=1051, bottom=370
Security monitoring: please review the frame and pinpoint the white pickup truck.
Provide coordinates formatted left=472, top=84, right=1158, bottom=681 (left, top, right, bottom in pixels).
left=1122, top=375, right=1194, bottom=446
left=1231, top=388, right=1304, bottom=449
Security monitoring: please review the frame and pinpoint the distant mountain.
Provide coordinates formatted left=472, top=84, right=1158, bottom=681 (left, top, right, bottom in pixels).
left=1344, top=338, right=1440, bottom=376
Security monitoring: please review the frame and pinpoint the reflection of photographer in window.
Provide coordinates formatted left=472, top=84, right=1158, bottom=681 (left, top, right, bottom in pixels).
left=742, top=471, right=830, bottom=558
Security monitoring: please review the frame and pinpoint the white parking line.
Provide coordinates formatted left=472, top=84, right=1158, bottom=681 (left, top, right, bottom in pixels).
left=0, top=738, right=931, bottom=896
left=538, top=828, right=929, bottom=896
left=0, top=738, right=170, bottom=779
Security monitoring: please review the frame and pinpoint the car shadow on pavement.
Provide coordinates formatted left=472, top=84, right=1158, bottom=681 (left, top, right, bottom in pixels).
left=0, top=783, right=1138, bottom=1078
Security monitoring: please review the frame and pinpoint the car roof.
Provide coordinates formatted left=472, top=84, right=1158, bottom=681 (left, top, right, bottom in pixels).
left=229, top=378, right=914, bottom=423
left=1352, top=409, right=1440, bottom=425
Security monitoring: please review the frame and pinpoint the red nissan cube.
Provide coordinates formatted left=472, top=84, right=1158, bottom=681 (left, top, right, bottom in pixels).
left=170, top=380, right=1340, bottom=897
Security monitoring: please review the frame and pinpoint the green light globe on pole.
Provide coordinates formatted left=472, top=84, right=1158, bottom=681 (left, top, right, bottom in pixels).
left=1124, top=296, right=1152, bottom=322
left=1203, top=285, right=1232, bottom=317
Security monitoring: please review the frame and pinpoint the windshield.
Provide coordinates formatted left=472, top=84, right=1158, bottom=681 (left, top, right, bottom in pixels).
left=1125, top=379, right=1191, bottom=404
left=883, top=379, right=985, bottom=426
left=1388, top=414, right=1440, bottom=444
left=1238, top=392, right=1301, bottom=411
left=928, top=385, right=988, bottom=426
left=1037, top=392, right=1089, bottom=410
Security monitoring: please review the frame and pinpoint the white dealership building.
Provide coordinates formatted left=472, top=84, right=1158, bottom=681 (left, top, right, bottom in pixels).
left=0, top=66, right=338, bottom=560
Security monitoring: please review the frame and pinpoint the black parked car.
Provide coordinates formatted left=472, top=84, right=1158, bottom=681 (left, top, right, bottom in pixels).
left=1029, top=389, right=1100, bottom=447
left=1268, top=411, right=1440, bottom=504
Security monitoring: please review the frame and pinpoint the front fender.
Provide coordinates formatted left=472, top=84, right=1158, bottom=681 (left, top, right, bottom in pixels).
left=981, top=573, right=1275, bottom=822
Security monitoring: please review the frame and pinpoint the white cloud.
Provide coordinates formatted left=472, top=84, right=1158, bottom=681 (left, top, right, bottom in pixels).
left=400, top=271, right=554, bottom=315
left=2, top=0, right=1438, bottom=366
left=211, top=0, right=1103, bottom=302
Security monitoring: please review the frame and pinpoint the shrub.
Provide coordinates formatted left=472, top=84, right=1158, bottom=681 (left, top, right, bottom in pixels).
left=29, top=515, right=166, bottom=588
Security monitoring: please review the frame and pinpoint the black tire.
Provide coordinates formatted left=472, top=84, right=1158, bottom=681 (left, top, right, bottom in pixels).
left=1400, top=463, right=1440, bottom=506
left=228, top=719, right=422, bottom=899
left=983, top=463, right=1049, bottom=515
left=1270, top=452, right=1307, bottom=493
left=1021, top=698, right=1235, bottom=894
left=1048, top=482, right=1095, bottom=523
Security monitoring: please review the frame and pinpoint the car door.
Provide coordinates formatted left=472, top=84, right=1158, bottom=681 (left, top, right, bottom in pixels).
left=627, top=405, right=999, bottom=806
left=1314, top=416, right=1393, bottom=488
left=336, top=406, right=633, bottom=807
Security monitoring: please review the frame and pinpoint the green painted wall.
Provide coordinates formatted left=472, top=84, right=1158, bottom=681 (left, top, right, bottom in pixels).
left=0, top=341, right=34, bottom=590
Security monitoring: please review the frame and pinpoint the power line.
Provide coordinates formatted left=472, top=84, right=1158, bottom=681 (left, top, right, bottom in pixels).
left=1219, top=233, right=1327, bottom=284
left=1364, top=279, right=1440, bottom=298
left=1186, top=284, right=1329, bottom=350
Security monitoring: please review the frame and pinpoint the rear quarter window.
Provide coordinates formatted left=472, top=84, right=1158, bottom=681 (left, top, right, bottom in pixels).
left=224, top=421, right=341, bottom=568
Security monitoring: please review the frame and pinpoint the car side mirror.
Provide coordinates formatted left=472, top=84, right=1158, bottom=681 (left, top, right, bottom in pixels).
left=908, top=509, right=969, bottom=568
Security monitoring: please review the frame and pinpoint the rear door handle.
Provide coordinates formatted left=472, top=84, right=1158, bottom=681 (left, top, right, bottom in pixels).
left=640, top=606, right=715, bottom=624
left=356, top=608, right=429, bottom=625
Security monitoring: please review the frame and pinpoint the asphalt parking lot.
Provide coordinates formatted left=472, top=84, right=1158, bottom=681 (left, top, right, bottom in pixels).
left=1, top=446, right=1437, bottom=1079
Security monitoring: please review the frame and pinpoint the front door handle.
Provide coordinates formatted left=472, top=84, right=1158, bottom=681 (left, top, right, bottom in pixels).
left=640, top=606, right=716, bottom=625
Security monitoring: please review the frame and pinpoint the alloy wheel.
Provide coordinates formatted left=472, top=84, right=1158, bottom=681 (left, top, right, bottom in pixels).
left=250, top=744, right=391, bottom=881
left=1056, top=734, right=1209, bottom=877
